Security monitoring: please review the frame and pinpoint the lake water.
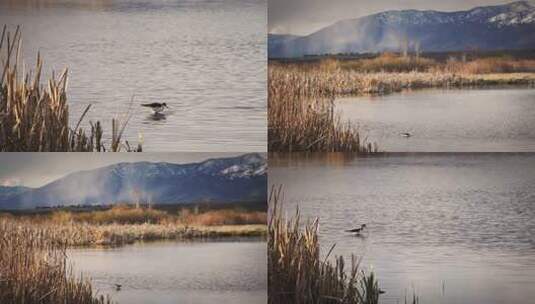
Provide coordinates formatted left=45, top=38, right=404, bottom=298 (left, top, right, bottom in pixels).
left=68, top=239, right=267, bottom=304
left=1, top=0, right=266, bottom=152
left=336, top=87, right=535, bottom=152
left=269, top=153, right=535, bottom=304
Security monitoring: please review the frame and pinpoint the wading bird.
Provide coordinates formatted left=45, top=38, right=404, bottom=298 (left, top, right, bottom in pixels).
left=141, top=102, right=168, bottom=114
left=346, top=224, right=367, bottom=235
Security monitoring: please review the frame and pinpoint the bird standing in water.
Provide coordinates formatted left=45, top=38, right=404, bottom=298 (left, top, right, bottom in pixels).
left=346, top=224, right=367, bottom=235
left=141, top=102, right=168, bottom=114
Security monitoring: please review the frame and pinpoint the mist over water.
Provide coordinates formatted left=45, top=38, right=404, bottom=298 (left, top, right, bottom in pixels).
left=270, top=153, right=535, bottom=304
left=1, top=0, right=267, bottom=152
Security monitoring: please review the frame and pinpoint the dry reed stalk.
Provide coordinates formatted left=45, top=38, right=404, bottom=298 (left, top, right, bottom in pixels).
left=1, top=206, right=267, bottom=247
left=268, top=65, right=378, bottom=152
left=268, top=58, right=535, bottom=152
left=268, top=186, right=381, bottom=304
left=0, top=25, right=141, bottom=151
left=0, top=219, right=112, bottom=303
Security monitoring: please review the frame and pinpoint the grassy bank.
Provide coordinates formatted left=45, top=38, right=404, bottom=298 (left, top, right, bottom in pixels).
left=268, top=53, right=535, bottom=152
left=0, top=205, right=267, bottom=246
left=0, top=219, right=112, bottom=304
left=268, top=188, right=381, bottom=304
left=0, top=25, right=141, bottom=151
left=268, top=66, right=378, bottom=152
left=270, top=58, right=535, bottom=97
left=0, top=205, right=266, bottom=303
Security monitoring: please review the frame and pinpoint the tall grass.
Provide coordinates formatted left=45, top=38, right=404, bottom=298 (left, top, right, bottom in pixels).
left=178, top=208, right=267, bottom=226
left=45, top=205, right=267, bottom=226
left=0, top=25, right=141, bottom=151
left=442, top=57, right=535, bottom=74
left=341, top=53, right=438, bottom=73
left=0, top=219, right=111, bottom=304
left=2, top=206, right=267, bottom=246
left=320, top=53, right=535, bottom=74
left=268, top=65, right=377, bottom=152
left=269, top=55, right=535, bottom=152
left=268, top=187, right=380, bottom=304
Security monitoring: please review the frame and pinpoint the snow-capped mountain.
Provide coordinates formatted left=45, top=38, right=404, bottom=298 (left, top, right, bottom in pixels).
left=0, top=154, right=267, bottom=209
left=269, top=1, right=535, bottom=58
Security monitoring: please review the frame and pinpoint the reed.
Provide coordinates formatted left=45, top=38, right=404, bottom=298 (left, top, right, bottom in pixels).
left=268, top=65, right=378, bottom=152
left=14, top=219, right=266, bottom=247
left=318, top=54, right=535, bottom=74
left=0, top=219, right=111, bottom=304
left=2, top=206, right=267, bottom=247
left=442, top=57, right=535, bottom=74
left=50, top=206, right=170, bottom=225
left=269, top=56, right=535, bottom=152
left=45, top=205, right=266, bottom=226
left=0, top=25, right=141, bottom=152
left=268, top=187, right=380, bottom=304
left=178, top=208, right=267, bottom=226
left=270, top=61, right=535, bottom=96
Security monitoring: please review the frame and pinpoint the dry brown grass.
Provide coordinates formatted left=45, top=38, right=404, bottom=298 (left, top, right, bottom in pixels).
left=0, top=25, right=141, bottom=151
left=0, top=216, right=266, bottom=247
left=268, top=55, right=535, bottom=153
left=268, top=65, right=378, bottom=152
left=442, top=57, right=535, bottom=74
left=2, top=206, right=267, bottom=246
left=50, top=205, right=170, bottom=225
left=46, top=205, right=266, bottom=226
left=178, top=208, right=267, bottom=226
left=269, top=55, right=535, bottom=152
left=341, top=53, right=438, bottom=73
left=0, top=219, right=112, bottom=303
left=324, top=53, right=535, bottom=74
left=268, top=187, right=380, bottom=304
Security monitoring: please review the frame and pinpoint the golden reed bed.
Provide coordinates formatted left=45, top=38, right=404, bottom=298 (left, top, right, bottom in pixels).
left=268, top=187, right=382, bottom=304
left=0, top=219, right=112, bottom=304
left=0, top=206, right=267, bottom=303
left=0, top=25, right=140, bottom=151
left=1, top=206, right=267, bottom=246
left=268, top=54, right=535, bottom=152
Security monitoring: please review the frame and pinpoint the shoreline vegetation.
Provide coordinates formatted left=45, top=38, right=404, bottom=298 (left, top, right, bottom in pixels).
left=268, top=52, right=535, bottom=152
left=0, top=204, right=266, bottom=303
left=0, top=217, right=112, bottom=304
left=0, top=205, right=267, bottom=246
left=268, top=187, right=382, bottom=304
left=0, top=25, right=141, bottom=152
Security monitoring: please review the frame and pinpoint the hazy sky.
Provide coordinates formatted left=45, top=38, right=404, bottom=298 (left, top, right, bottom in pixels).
left=269, top=0, right=523, bottom=35
left=0, top=153, right=253, bottom=187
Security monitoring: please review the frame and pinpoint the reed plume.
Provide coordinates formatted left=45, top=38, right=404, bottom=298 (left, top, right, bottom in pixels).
left=0, top=25, right=141, bottom=151
left=268, top=186, right=381, bottom=304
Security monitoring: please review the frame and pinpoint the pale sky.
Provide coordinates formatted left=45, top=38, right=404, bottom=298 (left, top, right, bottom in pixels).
left=0, top=153, right=256, bottom=188
left=268, top=0, right=527, bottom=35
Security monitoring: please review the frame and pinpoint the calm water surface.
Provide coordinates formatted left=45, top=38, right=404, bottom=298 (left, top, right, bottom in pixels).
left=336, top=88, right=535, bottom=152
left=68, top=240, right=267, bottom=304
left=1, top=0, right=266, bottom=151
left=270, top=153, right=535, bottom=304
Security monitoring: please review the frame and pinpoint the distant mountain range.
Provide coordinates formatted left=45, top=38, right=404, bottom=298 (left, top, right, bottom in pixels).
left=0, top=154, right=267, bottom=210
left=269, top=1, right=535, bottom=58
